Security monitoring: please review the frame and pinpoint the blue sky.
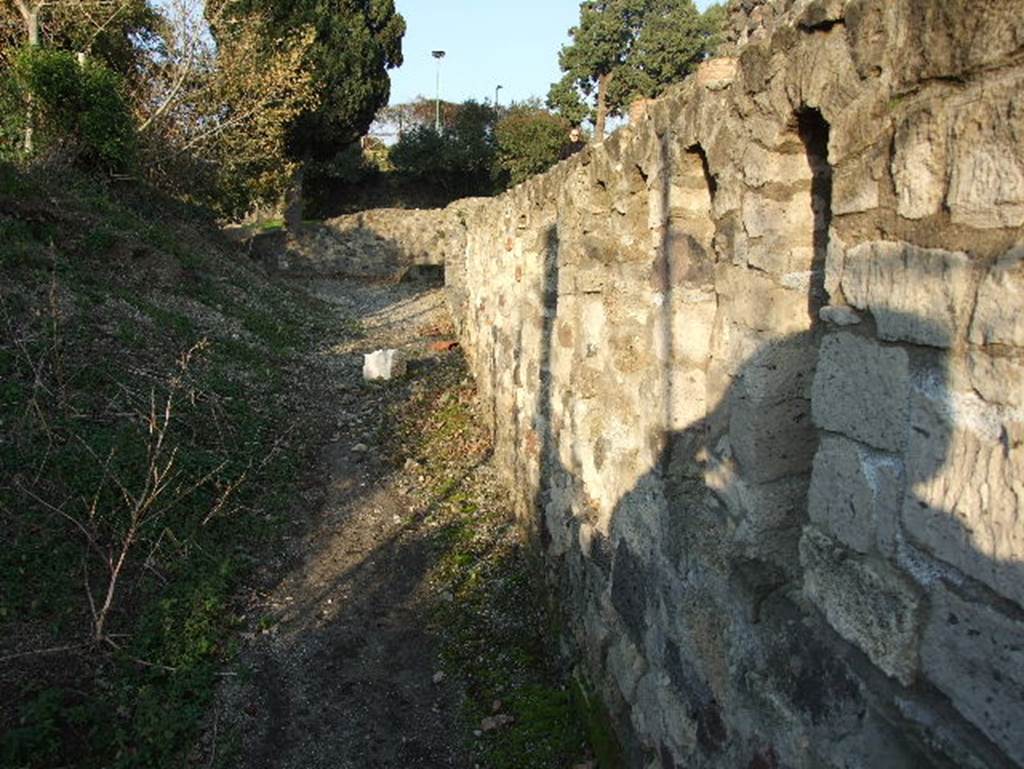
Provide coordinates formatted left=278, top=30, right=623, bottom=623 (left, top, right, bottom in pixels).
left=388, top=0, right=716, bottom=108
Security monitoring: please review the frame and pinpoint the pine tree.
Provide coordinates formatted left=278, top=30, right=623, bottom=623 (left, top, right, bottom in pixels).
left=548, top=0, right=723, bottom=140
left=214, top=0, right=406, bottom=160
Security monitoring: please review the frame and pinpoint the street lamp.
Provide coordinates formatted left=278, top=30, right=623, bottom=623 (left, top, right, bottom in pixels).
left=432, top=50, right=446, bottom=132
left=494, top=84, right=503, bottom=109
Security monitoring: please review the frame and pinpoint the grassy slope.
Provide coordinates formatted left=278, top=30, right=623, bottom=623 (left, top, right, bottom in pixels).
left=0, top=164, right=347, bottom=768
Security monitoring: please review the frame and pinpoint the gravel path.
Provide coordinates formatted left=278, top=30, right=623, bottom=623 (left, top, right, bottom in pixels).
left=216, top=276, right=472, bottom=769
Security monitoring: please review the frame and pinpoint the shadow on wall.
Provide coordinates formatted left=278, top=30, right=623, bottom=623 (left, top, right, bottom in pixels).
left=522, top=128, right=1022, bottom=767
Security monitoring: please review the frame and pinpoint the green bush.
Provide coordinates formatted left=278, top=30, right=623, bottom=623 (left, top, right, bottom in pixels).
left=495, top=108, right=571, bottom=186
left=390, top=100, right=497, bottom=196
left=389, top=125, right=447, bottom=179
left=3, top=48, right=135, bottom=172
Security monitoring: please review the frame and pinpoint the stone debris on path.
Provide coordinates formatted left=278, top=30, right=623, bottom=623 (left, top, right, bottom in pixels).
left=363, top=348, right=408, bottom=381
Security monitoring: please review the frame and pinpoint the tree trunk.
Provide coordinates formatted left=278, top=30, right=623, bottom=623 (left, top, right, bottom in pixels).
left=284, top=162, right=306, bottom=230
left=595, top=71, right=612, bottom=142
left=13, top=0, right=40, bottom=45
left=14, top=1, right=42, bottom=154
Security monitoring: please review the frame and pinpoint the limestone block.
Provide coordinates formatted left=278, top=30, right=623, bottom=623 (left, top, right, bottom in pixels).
left=811, top=332, right=910, bottom=453
left=669, top=367, right=708, bottom=432
left=841, top=241, right=973, bottom=348
left=892, top=0, right=1024, bottom=86
left=715, top=263, right=815, bottom=336
left=668, top=293, right=717, bottom=366
left=795, top=24, right=863, bottom=116
left=892, top=108, right=947, bottom=220
left=967, top=350, right=1024, bottom=408
left=819, top=305, right=861, bottom=326
left=969, top=246, right=1024, bottom=348
left=664, top=223, right=715, bottom=286
left=823, top=230, right=845, bottom=300
left=745, top=238, right=815, bottom=277
left=730, top=395, right=817, bottom=484
left=362, top=348, right=407, bottom=381
left=742, top=191, right=814, bottom=241
left=808, top=434, right=904, bottom=555
left=742, top=144, right=812, bottom=189
left=801, top=526, right=922, bottom=685
left=696, top=57, right=738, bottom=91
left=730, top=475, right=812, bottom=564
left=947, top=79, right=1024, bottom=229
left=921, top=583, right=1024, bottom=765
left=902, top=377, right=1024, bottom=607
left=832, top=159, right=880, bottom=215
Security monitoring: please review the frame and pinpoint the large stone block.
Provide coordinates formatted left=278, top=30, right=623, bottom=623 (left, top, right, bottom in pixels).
left=832, top=156, right=881, bottom=215
left=811, top=332, right=910, bottom=453
left=921, top=583, right=1024, bottom=765
left=809, top=435, right=904, bottom=555
left=946, top=78, right=1024, bottom=230
left=967, top=349, right=1024, bottom=409
left=841, top=241, right=973, bottom=348
left=665, top=292, right=716, bottom=366
left=742, top=190, right=814, bottom=243
left=891, top=0, right=1024, bottom=87
left=801, top=526, right=923, bottom=685
left=742, top=144, right=812, bottom=189
left=715, top=263, right=815, bottom=335
left=730, top=395, right=817, bottom=484
left=902, top=376, right=1024, bottom=607
left=969, top=246, right=1024, bottom=348
left=892, top=108, right=947, bottom=220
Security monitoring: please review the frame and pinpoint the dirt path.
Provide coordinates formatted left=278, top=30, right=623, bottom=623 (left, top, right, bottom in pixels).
left=216, top=277, right=471, bottom=769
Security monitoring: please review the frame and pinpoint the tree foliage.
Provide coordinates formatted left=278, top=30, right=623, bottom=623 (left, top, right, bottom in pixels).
left=213, top=0, right=406, bottom=160
left=389, top=100, right=498, bottom=197
left=548, top=0, right=723, bottom=138
left=0, top=0, right=163, bottom=74
left=1, top=46, right=135, bottom=170
left=495, top=107, right=571, bottom=187
left=140, top=2, right=318, bottom=216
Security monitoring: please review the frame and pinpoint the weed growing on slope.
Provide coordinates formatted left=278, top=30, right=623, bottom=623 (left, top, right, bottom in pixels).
left=0, top=167, right=346, bottom=768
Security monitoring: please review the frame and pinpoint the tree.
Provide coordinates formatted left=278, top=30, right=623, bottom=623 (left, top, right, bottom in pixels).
left=373, top=97, right=462, bottom=140
left=546, top=74, right=589, bottom=127
left=390, top=100, right=498, bottom=197
left=548, top=0, right=722, bottom=140
left=1, top=1, right=162, bottom=71
left=495, top=106, right=571, bottom=186
left=614, top=0, right=724, bottom=103
left=213, top=0, right=406, bottom=160
left=139, top=0, right=318, bottom=215
left=2, top=46, right=136, bottom=168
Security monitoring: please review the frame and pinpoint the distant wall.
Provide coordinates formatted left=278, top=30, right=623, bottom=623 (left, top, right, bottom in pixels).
left=269, top=203, right=478, bottom=278
left=439, top=1, right=1024, bottom=767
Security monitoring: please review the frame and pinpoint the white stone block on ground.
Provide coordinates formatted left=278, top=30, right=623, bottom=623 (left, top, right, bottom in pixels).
left=363, top=349, right=407, bottom=381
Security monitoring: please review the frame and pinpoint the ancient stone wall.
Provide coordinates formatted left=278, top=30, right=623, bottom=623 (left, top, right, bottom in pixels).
left=279, top=0, right=1023, bottom=764
left=270, top=203, right=477, bottom=278
left=439, top=1, right=1024, bottom=767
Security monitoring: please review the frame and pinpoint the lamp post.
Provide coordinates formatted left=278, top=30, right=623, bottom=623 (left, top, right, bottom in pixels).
left=432, top=50, right=446, bottom=132
left=494, top=84, right=503, bottom=109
